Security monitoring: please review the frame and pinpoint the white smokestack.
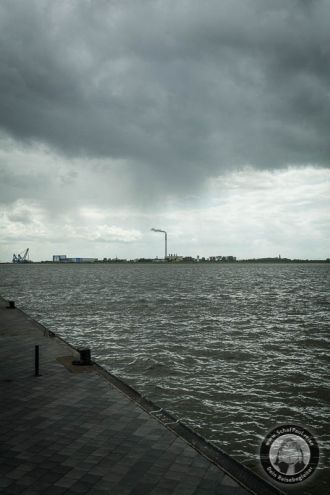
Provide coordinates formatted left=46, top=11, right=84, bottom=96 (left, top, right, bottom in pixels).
left=150, top=228, right=167, bottom=259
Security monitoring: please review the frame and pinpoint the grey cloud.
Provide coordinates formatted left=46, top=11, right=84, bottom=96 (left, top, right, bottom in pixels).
left=0, top=164, right=47, bottom=204
left=7, top=213, right=32, bottom=224
left=0, top=0, right=329, bottom=195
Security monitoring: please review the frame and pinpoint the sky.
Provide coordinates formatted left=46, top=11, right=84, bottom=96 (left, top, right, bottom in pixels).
left=0, top=0, right=329, bottom=261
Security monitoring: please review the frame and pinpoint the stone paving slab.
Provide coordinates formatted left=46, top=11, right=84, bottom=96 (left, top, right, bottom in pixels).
left=0, top=298, right=283, bottom=495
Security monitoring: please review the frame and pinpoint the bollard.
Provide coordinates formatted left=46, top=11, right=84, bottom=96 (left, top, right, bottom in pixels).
left=72, top=348, right=92, bottom=366
left=79, top=348, right=92, bottom=365
left=35, top=345, right=40, bottom=376
left=7, top=300, right=16, bottom=309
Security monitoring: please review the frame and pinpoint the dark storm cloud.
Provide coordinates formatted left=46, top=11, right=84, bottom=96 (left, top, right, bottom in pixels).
left=0, top=0, right=329, bottom=186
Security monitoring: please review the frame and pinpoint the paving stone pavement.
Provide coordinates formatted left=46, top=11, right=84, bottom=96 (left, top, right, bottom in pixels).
left=0, top=298, right=282, bottom=495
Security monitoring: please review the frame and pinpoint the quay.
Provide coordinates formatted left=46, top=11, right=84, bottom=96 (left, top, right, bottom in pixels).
left=0, top=297, right=284, bottom=495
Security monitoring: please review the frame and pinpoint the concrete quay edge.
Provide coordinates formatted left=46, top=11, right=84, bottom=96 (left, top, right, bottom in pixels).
left=0, top=296, right=285, bottom=495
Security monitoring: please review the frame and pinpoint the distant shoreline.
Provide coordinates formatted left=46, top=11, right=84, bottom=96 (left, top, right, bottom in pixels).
left=1, top=259, right=329, bottom=265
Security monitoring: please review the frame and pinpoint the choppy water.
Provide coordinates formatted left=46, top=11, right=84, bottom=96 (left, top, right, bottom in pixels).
left=1, top=263, right=329, bottom=493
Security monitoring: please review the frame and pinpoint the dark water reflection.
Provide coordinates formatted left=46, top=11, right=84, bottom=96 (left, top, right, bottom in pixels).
left=1, top=262, right=329, bottom=493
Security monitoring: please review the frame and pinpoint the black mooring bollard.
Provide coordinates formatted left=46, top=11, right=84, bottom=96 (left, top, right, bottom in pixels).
left=79, top=348, right=92, bottom=365
left=72, top=348, right=92, bottom=366
left=35, top=345, right=40, bottom=376
left=7, top=300, right=15, bottom=309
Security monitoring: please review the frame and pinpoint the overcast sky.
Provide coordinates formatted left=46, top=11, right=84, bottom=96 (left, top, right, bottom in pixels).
left=0, top=0, right=329, bottom=261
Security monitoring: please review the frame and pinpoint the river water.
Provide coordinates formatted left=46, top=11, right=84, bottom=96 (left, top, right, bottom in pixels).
left=0, top=262, right=329, bottom=493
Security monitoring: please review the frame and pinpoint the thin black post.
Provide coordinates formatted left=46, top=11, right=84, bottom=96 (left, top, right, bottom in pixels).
left=35, top=345, right=40, bottom=376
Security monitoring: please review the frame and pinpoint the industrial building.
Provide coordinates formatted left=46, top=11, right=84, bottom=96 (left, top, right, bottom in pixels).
left=52, top=255, right=98, bottom=263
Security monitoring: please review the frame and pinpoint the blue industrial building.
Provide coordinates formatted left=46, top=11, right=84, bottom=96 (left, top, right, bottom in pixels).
left=52, top=255, right=98, bottom=263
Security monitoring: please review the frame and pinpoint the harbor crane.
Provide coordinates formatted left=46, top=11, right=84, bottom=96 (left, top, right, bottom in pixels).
left=12, top=248, right=30, bottom=263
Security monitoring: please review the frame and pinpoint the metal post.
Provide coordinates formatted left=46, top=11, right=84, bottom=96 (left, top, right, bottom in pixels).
left=35, top=345, right=40, bottom=376
left=165, top=232, right=167, bottom=259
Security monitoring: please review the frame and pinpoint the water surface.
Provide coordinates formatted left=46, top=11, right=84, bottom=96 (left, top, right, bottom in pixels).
left=1, top=262, right=329, bottom=493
